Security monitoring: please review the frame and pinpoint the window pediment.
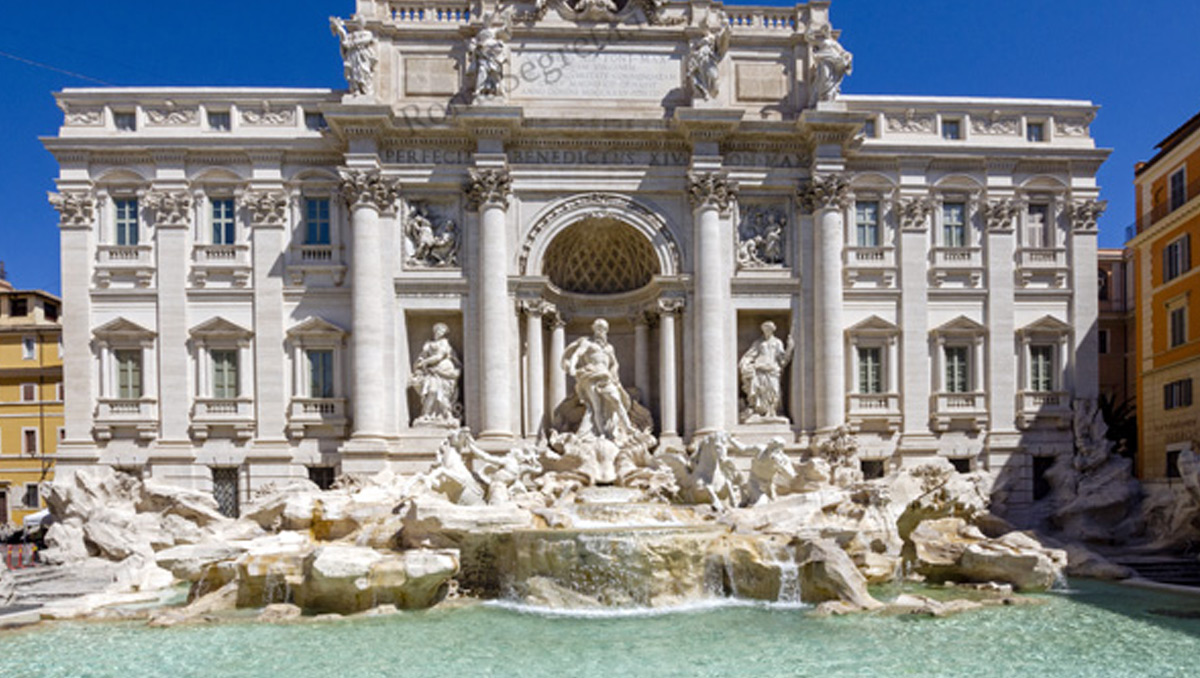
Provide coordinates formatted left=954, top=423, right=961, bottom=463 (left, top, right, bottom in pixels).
left=190, top=317, right=253, bottom=341
left=94, top=317, right=155, bottom=341
left=847, top=315, right=899, bottom=336
left=932, top=315, right=986, bottom=337
left=1018, top=315, right=1071, bottom=337
left=287, top=317, right=348, bottom=343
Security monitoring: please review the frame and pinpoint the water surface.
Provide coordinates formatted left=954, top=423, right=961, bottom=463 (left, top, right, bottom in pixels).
left=6, top=581, right=1199, bottom=678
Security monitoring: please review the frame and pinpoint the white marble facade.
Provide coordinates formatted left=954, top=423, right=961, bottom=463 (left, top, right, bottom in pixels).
left=45, top=0, right=1109, bottom=516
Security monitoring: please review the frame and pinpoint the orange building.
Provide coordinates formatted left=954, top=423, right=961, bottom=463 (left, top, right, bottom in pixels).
left=1131, top=111, right=1200, bottom=481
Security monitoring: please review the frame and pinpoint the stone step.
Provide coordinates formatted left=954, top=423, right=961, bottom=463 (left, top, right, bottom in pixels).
left=1115, top=557, right=1200, bottom=587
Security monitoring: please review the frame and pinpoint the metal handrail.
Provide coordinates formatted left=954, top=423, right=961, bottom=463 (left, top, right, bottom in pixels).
left=1128, top=174, right=1200, bottom=239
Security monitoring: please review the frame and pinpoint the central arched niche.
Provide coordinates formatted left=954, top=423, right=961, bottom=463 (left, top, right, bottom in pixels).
left=542, top=217, right=659, bottom=295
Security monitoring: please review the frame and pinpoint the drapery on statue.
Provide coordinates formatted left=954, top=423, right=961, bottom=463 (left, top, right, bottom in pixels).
left=807, top=24, right=853, bottom=107
left=738, top=321, right=795, bottom=423
left=409, top=323, right=462, bottom=427
left=687, top=9, right=730, bottom=101
left=330, top=17, right=378, bottom=97
left=561, top=318, right=639, bottom=441
left=467, top=9, right=512, bottom=101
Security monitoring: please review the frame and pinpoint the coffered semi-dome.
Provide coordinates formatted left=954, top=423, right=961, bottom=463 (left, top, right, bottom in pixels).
left=542, top=217, right=659, bottom=295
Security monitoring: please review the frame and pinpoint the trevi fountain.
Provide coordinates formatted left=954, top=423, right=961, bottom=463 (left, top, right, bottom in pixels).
left=8, top=0, right=1200, bottom=676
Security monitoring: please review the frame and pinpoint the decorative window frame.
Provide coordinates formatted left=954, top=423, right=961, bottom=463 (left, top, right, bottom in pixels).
left=1166, top=294, right=1189, bottom=350
left=92, top=317, right=157, bottom=440
left=191, top=182, right=251, bottom=287
left=1016, top=315, right=1072, bottom=429
left=285, top=317, right=349, bottom=438
left=188, top=317, right=255, bottom=440
left=845, top=315, right=901, bottom=432
left=929, top=188, right=984, bottom=287
left=287, top=179, right=347, bottom=286
left=95, top=181, right=154, bottom=288
left=929, top=315, right=988, bottom=431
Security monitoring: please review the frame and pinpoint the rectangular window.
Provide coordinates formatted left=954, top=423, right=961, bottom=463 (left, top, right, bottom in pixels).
left=857, top=346, right=883, bottom=394
left=22, top=336, right=35, bottom=360
left=1098, top=329, right=1110, bottom=355
left=1164, top=379, right=1194, bottom=410
left=860, top=459, right=885, bottom=480
left=23, top=429, right=38, bottom=455
left=304, top=199, right=331, bottom=245
left=1163, top=235, right=1192, bottom=283
left=23, top=484, right=39, bottom=509
left=207, top=111, right=231, bottom=131
left=21, top=383, right=36, bottom=402
left=1027, top=122, right=1045, bottom=142
left=115, top=199, right=139, bottom=246
left=212, top=467, right=240, bottom=519
left=1030, top=344, right=1055, bottom=392
left=305, top=112, right=328, bottom=131
left=308, top=349, right=334, bottom=398
left=11, top=298, right=28, bottom=316
left=56, top=382, right=64, bottom=402
left=1170, top=168, right=1187, bottom=211
left=115, top=349, right=143, bottom=399
left=950, top=457, right=972, bottom=474
left=211, top=350, right=239, bottom=399
left=45, top=302, right=59, bottom=321
left=855, top=201, right=880, bottom=247
left=944, top=345, right=970, bottom=393
left=1026, top=204, right=1051, bottom=248
left=943, top=203, right=967, bottom=247
left=1169, top=305, right=1187, bottom=348
left=862, top=118, right=877, bottom=139
left=211, top=199, right=236, bottom=245
left=942, top=119, right=962, bottom=140
left=113, top=111, right=137, bottom=131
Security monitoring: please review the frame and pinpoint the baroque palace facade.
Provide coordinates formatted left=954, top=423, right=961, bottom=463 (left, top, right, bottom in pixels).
left=45, top=0, right=1108, bottom=520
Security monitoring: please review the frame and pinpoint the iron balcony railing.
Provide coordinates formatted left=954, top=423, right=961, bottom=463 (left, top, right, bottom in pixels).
left=1129, top=174, right=1200, bottom=239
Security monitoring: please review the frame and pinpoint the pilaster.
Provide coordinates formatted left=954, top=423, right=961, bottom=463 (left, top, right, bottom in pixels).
left=146, top=188, right=192, bottom=443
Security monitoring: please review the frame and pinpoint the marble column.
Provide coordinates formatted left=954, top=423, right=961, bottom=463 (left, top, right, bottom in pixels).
left=799, top=174, right=851, bottom=432
left=657, top=298, right=683, bottom=438
left=341, top=170, right=401, bottom=440
left=468, top=168, right=514, bottom=439
left=633, top=312, right=650, bottom=406
left=522, top=300, right=548, bottom=437
left=688, top=171, right=737, bottom=433
left=548, top=309, right=567, bottom=412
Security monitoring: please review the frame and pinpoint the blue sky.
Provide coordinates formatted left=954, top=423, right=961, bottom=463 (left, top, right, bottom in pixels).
left=2, top=0, right=1198, bottom=295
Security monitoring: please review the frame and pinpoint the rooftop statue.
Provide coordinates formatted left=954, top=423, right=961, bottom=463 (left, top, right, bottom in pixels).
left=688, top=9, right=730, bottom=101
left=807, top=24, right=853, bottom=106
left=467, top=9, right=512, bottom=101
left=330, top=17, right=377, bottom=97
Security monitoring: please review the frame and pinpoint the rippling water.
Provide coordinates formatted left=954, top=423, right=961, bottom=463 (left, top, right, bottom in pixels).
left=6, top=581, right=1200, bottom=678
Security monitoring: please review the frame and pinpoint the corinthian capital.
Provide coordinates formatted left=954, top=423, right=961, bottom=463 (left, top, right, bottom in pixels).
left=144, top=191, right=193, bottom=228
left=340, top=169, right=402, bottom=213
left=896, top=196, right=934, bottom=232
left=797, top=174, right=851, bottom=213
left=48, top=191, right=96, bottom=228
left=466, top=168, right=513, bottom=210
left=240, top=191, right=289, bottom=226
left=983, top=198, right=1020, bottom=233
left=687, top=171, right=738, bottom=213
left=1068, top=199, right=1107, bottom=232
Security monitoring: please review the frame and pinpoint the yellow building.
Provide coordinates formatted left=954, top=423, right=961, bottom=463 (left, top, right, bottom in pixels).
left=1131, top=111, right=1200, bottom=481
left=0, top=270, right=62, bottom=526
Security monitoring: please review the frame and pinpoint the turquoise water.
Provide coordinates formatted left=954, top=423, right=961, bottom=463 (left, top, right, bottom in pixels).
left=5, top=581, right=1200, bottom=678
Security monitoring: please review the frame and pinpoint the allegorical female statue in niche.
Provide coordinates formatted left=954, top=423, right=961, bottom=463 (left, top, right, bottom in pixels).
left=739, top=321, right=795, bottom=423
left=409, top=323, right=462, bottom=428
